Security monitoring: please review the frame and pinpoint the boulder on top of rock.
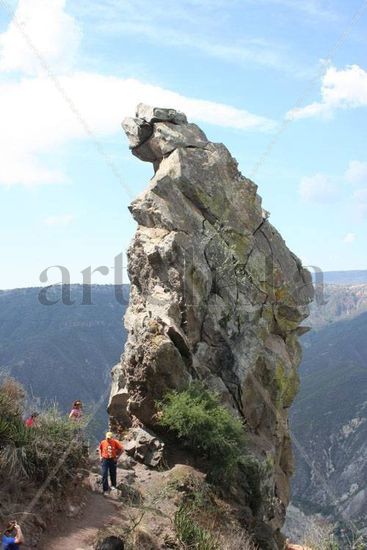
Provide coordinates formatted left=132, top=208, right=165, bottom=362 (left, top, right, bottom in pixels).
left=122, top=103, right=207, bottom=165
left=122, top=117, right=153, bottom=149
left=136, top=103, right=187, bottom=124
left=132, top=121, right=208, bottom=163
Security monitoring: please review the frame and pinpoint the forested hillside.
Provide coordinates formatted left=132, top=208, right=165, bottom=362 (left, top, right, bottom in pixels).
left=0, top=285, right=127, bottom=436
left=291, top=292, right=367, bottom=533
left=308, top=283, right=367, bottom=328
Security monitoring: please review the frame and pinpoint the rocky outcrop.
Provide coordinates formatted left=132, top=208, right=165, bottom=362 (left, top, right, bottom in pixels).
left=124, top=427, right=165, bottom=468
left=109, top=103, right=313, bottom=548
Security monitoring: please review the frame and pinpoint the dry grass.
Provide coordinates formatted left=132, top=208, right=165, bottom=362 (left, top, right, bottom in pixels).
left=0, top=377, right=25, bottom=416
left=220, top=531, right=258, bottom=549
left=0, top=377, right=87, bottom=539
left=301, top=517, right=338, bottom=549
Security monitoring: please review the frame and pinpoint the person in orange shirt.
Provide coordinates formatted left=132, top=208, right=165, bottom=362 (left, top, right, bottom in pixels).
left=99, top=431, right=124, bottom=495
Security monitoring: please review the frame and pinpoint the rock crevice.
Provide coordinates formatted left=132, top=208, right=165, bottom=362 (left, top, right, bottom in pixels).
left=109, top=104, right=314, bottom=548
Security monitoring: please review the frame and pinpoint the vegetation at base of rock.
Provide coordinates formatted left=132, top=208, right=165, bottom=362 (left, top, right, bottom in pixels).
left=173, top=483, right=258, bottom=550
left=157, top=382, right=246, bottom=483
left=0, top=377, right=86, bottom=486
left=174, top=502, right=219, bottom=549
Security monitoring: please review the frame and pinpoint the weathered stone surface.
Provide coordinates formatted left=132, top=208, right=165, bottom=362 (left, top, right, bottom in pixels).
left=136, top=103, right=187, bottom=124
left=123, top=427, right=165, bottom=467
left=118, top=454, right=137, bottom=470
left=110, top=105, right=314, bottom=548
left=132, top=121, right=208, bottom=164
left=107, top=364, right=131, bottom=428
left=122, top=117, right=153, bottom=149
left=124, top=440, right=137, bottom=456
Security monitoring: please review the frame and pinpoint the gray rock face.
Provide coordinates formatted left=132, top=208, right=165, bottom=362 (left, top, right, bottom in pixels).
left=135, top=103, right=188, bottom=125
left=111, top=104, right=313, bottom=548
left=126, top=427, right=165, bottom=468
left=122, top=111, right=208, bottom=165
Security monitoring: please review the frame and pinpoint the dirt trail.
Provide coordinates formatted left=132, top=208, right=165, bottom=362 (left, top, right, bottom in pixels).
left=38, top=491, right=121, bottom=550
left=36, top=457, right=172, bottom=549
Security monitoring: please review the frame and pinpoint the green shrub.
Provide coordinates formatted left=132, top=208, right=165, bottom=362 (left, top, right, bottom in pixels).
left=24, top=407, right=87, bottom=483
left=157, top=382, right=246, bottom=483
left=174, top=503, right=219, bottom=550
left=0, top=378, right=86, bottom=487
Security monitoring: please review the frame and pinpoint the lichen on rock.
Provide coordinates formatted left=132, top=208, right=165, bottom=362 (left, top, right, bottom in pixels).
left=109, top=104, right=314, bottom=548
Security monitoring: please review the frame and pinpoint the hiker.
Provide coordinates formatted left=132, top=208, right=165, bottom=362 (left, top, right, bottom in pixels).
left=99, top=431, right=124, bottom=495
left=25, top=412, right=39, bottom=428
left=96, top=535, right=124, bottom=549
left=2, top=521, right=24, bottom=549
left=69, top=400, right=83, bottom=421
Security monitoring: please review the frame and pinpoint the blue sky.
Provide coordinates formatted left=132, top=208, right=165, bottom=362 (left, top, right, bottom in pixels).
left=0, top=0, right=366, bottom=289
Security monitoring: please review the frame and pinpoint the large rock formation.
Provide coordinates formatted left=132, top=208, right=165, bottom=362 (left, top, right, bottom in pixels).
left=110, top=104, right=314, bottom=548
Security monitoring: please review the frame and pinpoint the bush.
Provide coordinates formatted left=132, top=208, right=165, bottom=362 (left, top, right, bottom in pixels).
left=0, top=378, right=86, bottom=487
left=0, top=378, right=25, bottom=417
left=173, top=488, right=257, bottom=550
left=0, top=378, right=30, bottom=450
left=157, top=382, right=246, bottom=483
left=174, top=503, right=219, bottom=550
left=300, top=517, right=341, bottom=550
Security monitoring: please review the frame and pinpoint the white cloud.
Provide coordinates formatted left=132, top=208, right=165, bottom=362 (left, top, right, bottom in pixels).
left=0, top=1, right=275, bottom=187
left=0, top=153, right=65, bottom=187
left=44, top=214, right=74, bottom=226
left=299, top=173, right=339, bottom=203
left=346, top=160, right=367, bottom=185
left=299, top=160, right=367, bottom=217
left=287, top=65, right=367, bottom=120
left=0, top=72, right=275, bottom=186
left=343, top=232, right=356, bottom=244
left=0, top=0, right=81, bottom=75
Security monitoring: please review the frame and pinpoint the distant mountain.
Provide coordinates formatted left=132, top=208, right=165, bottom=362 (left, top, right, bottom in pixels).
left=321, top=270, right=367, bottom=285
left=308, top=283, right=367, bottom=329
left=0, top=285, right=128, bottom=438
left=291, top=308, right=367, bottom=530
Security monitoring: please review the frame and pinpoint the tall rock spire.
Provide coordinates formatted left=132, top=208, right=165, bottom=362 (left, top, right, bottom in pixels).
left=109, top=104, right=314, bottom=548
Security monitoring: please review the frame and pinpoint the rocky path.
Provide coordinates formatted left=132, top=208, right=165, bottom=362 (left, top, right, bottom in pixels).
left=38, top=490, right=121, bottom=550
left=37, top=449, right=161, bottom=550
